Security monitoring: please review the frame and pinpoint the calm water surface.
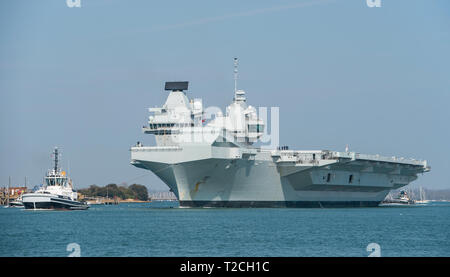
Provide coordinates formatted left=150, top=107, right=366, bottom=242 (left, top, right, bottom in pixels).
left=1, top=201, right=449, bottom=257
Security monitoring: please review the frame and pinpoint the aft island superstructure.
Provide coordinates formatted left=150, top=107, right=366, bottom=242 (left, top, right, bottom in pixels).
left=130, top=61, right=430, bottom=208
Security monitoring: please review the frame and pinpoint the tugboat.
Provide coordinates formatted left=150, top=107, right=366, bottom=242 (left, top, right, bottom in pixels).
left=22, top=147, right=89, bottom=210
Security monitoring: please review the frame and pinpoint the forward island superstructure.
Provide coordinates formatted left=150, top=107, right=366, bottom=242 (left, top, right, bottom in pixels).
left=130, top=60, right=430, bottom=208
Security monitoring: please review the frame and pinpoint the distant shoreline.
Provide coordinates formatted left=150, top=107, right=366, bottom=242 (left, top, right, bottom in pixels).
left=119, top=199, right=152, bottom=203
left=84, top=198, right=151, bottom=204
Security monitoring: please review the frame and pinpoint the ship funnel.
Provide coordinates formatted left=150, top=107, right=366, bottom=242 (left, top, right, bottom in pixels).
left=165, top=81, right=189, bottom=92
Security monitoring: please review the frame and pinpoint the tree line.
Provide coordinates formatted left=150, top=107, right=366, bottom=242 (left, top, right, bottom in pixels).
left=78, top=184, right=149, bottom=201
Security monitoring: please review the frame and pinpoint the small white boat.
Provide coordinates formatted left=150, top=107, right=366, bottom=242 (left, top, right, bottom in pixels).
left=9, top=194, right=24, bottom=207
left=382, top=190, right=415, bottom=205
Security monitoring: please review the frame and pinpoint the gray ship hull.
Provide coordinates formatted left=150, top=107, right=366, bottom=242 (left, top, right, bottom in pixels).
left=131, top=146, right=422, bottom=208
left=178, top=200, right=380, bottom=208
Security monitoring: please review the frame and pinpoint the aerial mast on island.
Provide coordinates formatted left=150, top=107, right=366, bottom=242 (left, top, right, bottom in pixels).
left=234, top=57, right=238, bottom=93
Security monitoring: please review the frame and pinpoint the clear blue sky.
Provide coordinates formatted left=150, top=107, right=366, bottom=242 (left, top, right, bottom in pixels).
left=1, top=0, right=449, bottom=190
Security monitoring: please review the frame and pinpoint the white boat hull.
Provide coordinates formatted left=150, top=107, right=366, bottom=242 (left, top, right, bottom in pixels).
left=22, top=193, right=89, bottom=210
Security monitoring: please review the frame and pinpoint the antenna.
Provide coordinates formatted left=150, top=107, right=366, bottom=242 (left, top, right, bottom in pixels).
left=234, top=57, right=238, bottom=93
left=164, top=82, right=188, bottom=92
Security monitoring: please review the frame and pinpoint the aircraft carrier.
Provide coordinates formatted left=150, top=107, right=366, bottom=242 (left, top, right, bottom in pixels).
left=130, top=60, right=430, bottom=208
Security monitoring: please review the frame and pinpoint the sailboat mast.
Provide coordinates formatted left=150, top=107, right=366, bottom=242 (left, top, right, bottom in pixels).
left=7, top=176, right=10, bottom=206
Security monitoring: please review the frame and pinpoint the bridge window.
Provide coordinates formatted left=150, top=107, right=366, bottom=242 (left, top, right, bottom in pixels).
left=248, top=124, right=264, bottom=132
left=349, top=174, right=353, bottom=183
left=326, top=173, right=331, bottom=182
left=257, top=124, right=263, bottom=132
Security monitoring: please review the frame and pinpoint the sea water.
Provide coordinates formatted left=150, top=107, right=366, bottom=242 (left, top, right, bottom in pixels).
left=1, top=201, right=449, bottom=257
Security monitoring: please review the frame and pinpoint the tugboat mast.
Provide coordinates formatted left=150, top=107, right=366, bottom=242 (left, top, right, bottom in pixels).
left=53, top=147, right=59, bottom=172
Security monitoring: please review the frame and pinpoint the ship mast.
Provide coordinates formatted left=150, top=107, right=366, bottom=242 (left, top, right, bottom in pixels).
left=234, top=57, right=238, bottom=94
left=53, top=147, right=59, bottom=173
left=232, top=57, right=246, bottom=103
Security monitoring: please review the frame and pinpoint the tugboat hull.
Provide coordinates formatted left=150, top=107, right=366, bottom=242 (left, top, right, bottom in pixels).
left=22, top=194, right=89, bottom=210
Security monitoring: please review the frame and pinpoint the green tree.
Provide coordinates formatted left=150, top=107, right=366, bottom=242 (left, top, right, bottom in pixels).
left=129, top=184, right=148, bottom=201
left=78, top=183, right=148, bottom=201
